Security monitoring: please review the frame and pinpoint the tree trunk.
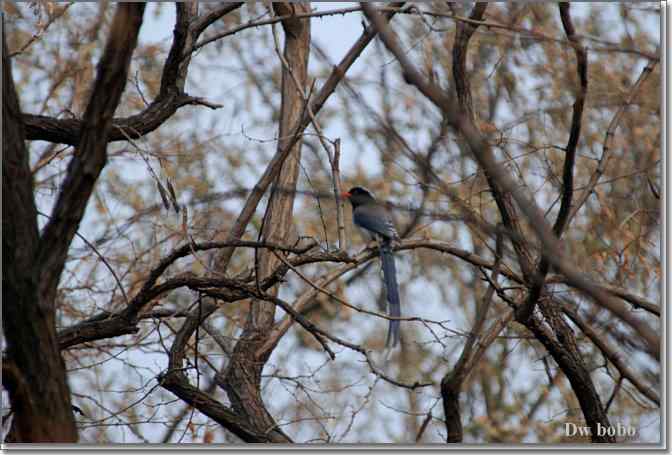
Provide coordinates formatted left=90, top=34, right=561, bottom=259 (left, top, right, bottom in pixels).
left=2, top=25, right=78, bottom=443
left=223, top=3, right=311, bottom=441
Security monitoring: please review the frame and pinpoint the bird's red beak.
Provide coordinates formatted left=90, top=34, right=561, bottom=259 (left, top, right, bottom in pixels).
left=341, top=191, right=351, bottom=198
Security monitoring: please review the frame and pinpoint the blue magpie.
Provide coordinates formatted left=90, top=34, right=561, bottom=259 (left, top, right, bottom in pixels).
left=342, top=186, right=401, bottom=347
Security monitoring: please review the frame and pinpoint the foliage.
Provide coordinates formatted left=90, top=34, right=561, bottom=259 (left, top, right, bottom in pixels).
left=2, top=1, right=660, bottom=444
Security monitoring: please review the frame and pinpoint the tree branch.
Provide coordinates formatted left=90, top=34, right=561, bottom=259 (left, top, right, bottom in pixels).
left=158, top=300, right=291, bottom=443
left=22, top=3, right=233, bottom=145
left=568, top=59, right=658, bottom=223
left=562, top=302, right=660, bottom=406
left=516, top=2, right=588, bottom=324
left=36, top=3, right=146, bottom=312
left=214, top=2, right=405, bottom=271
left=221, top=3, right=312, bottom=439
left=2, top=18, right=78, bottom=441
left=360, top=2, right=659, bottom=360
left=442, top=225, right=503, bottom=443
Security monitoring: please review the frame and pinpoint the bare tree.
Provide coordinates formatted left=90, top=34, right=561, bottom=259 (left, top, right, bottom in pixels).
left=2, top=1, right=660, bottom=444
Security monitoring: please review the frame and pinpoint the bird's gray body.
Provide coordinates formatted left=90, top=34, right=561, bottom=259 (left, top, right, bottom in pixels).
left=344, top=187, right=401, bottom=347
left=353, top=203, right=398, bottom=241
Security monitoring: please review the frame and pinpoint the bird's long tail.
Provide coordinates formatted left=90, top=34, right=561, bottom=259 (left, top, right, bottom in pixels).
left=380, top=240, right=400, bottom=347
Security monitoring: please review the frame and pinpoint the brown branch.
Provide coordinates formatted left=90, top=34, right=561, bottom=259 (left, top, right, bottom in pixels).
left=442, top=223, right=503, bottom=443
left=360, top=2, right=660, bottom=361
left=35, top=3, right=145, bottom=313
left=24, top=93, right=220, bottom=145
left=2, top=18, right=78, bottom=441
left=548, top=276, right=660, bottom=317
left=451, top=2, right=487, bottom=120
left=221, top=3, right=313, bottom=440
left=191, top=5, right=385, bottom=52
left=55, top=237, right=657, bottom=351
left=449, top=2, right=534, bottom=278
left=214, top=2, right=405, bottom=271
left=562, top=303, right=660, bottom=406
left=383, top=6, right=658, bottom=61
left=191, top=3, right=244, bottom=37
left=158, top=3, right=193, bottom=97
left=22, top=3, right=233, bottom=145
left=270, top=22, right=347, bottom=254
left=553, top=2, right=587, bottom=236
left=604, top=377, right=624, bottom=413
left=57, top=242, right=327, bottom=349
left=523, top=313, right=614, bottom=442
left=158, top=300, right=291, bottom=443
left=333, top=139, right=347, bottom=249
left=568, top=59, right=658, bottom=223
left=516, top=2, right=588, bottom=324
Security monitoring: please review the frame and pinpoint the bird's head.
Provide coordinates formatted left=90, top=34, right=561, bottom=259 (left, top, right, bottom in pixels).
left=341, top=186, right=375, bottom=208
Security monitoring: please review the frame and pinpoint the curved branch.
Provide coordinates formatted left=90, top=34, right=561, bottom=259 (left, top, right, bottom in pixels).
left=158, top=299, right=291, bottom=443
left=56, top=234, right=658, bottom=353
left=562, top=303, right=660, bottom=406
left=553, top=2, right=588, bottom=236
left=450, top=2, right=533, bottom=278
left=360, top=2, right=659, bottom=361
left=214, top=2, right=406, bottom=271
left=22, top=3, right=232, bottom=145
left=36, top=3, right=146, bottom=312
left=568, top=59, right=658, bottom=223
left=516, top=2, right=588, bottom=323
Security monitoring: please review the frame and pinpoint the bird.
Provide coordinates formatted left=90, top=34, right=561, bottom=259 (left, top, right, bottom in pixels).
left=342, top=186, right=401, bottom=347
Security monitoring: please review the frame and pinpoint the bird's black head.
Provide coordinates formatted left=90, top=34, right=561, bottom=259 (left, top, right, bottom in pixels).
left=342, top=186, right=375, bottom=208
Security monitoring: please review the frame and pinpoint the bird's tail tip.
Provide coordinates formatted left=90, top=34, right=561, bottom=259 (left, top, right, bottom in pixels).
left=385, top=321, right=401, bottom=348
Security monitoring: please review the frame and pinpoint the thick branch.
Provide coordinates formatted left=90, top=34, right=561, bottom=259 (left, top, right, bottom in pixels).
left=159, top=300, right=291, bottom=443
left=214, top=2, right=405, bottom=270
left=2, top=20, right=78, bottom=442
left=22, top=3, right=233, bottom=145
left=524, top=314, right=614, bottom=442
left=450, top=2, right=533, bottom=277
left=222, top=2, right=311, bottom=439
left=36, top=3, right=145, bottom=311
left=516, top=2, right=588, bottom=324
left=562, top=303, right=660, bottom=406
left=360, top=3, right=659, bottom=360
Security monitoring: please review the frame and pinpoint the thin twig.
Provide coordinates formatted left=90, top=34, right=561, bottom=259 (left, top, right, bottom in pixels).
left=361, top=2, right=660, bottom=360
left=333, top=139, right=346, bottom=250
left=568, top=59, right=658, bottom=223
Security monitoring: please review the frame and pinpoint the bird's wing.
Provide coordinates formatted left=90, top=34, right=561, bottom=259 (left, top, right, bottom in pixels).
left=353, top=203, right=398, bottom=241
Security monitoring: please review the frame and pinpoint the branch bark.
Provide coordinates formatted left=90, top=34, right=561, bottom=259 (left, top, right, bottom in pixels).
left=360, top=2, right=659, bottom=360
left=561, top=302, right=660, bottom=406
left=213, top=2, right=405, bottom=272
left=21, top=3, right=236, bottom=145
left=158, top=300, right=290, bottom=443
left=2, top=20, right=78, bottom=442
left=221, top=3, right=311, bottom=441
left=450, top=2, right=534, bottom=278
left=442, top=226, right=503, bottom=443
left=515, top=1, right=588, bottom=324
left=35, top=3, right=145, bottom=314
